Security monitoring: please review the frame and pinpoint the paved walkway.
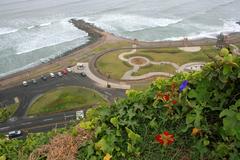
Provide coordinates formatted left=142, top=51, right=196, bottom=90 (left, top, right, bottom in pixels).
left=119, top=45, right=206, bottom=80
left=118, top=45, right=137, bottom=62
left=177, top=62, right=206, bottom=72
left=178, top=46, right=201, bottom=52
left=71, top=63, right=131, bottom=89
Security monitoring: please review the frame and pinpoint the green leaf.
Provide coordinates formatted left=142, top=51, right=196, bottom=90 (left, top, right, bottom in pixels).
left=127, top=109, right=136, bottom=120
left=223, top=64, right=232, bottom=75
left=186, top=113, right=195, bottom=124
left=110, top=117, right=119, bottom=128
left=188, top=90, right=197, bottom=98
left=125, top=127, right=142, bottom=143
left=203, top=139, right=210, bottom=146
left=220, top=109, right=235, bottom=118
left=95, top=135, right=116, bottom=154
left=149, top=118, right=158, bottom=129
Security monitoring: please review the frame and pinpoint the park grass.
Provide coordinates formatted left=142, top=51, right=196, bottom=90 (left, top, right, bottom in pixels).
left=0, top=103, right=19, bottom=122
left=27, top=86, right=107, bottom=116
left=96, top=50, right=132, bottom=79
left=125, top=46, right=218, bottom=65
left=133, top=64, right=176, bottom=76
left=93, top=41, right=132, bottom=53
left=96, top=46, right=218, bottom=80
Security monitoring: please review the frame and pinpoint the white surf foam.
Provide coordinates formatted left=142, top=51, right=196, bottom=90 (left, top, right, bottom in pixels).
left=16, top=19, right=88, bottom=55
left=39, top=22, right=52, bottom=27
left=0, top=27, right=18, bottom=35
left=83, top=14, right=182, bottom=32
left=27, top=25, right=35, bottom=29
left=164, top=20, right=240, bottom=41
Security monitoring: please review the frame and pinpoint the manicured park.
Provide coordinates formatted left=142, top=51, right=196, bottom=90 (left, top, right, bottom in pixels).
left=96, top=46, right=218, bottom=80
left=27, top=86, right=107, bottom=116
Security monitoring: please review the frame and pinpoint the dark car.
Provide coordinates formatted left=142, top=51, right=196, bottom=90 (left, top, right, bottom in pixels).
left=6, top=130, right=22, bottom=139
left=32, top=79, right=37, bottom=84
left=81, top=72, right=86, bottom=77
left=41, top=75, right=47, bottom=81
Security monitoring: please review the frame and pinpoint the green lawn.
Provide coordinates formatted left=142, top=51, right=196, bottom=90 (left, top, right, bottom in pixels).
left=96, top=46, right=218, bottom=80
left=27, top=86, right=108, bottom=116
left=0, top=103, right=19, bottom=122
left=133, top=64, right=176, bottom=76
left=125, top=46, right=218, bottom=65
left=96, top=50, right=132, bottom=79
left=93, top=41, right=132, bottom=53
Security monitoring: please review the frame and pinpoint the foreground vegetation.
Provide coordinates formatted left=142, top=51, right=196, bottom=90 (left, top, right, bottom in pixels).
left=78, top=48, right=240, bottom=159
left=27, top=86, right=107, bottom=116
left=0, top=103, right=19, bottom=122
left=0, top=48, right=239, bottom=160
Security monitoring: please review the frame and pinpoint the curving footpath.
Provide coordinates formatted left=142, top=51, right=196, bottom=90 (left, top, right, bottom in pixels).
left=71, top=63, right=131, bottom=89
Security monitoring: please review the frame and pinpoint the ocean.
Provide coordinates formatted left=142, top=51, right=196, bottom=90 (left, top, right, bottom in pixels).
left=0, top=0, right=240, bottom=77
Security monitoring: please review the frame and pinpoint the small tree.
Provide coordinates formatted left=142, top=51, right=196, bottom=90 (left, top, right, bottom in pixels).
left=216, top=33, right=225, bottom=49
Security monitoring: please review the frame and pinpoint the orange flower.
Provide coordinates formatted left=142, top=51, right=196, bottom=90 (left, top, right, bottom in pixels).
left=172, top=100, right=177, bottom=105
left=162, top=94, right=170, bottom=101
left=103, top=153, right=112, bottom=160
left=191, top=128, right=201, bottom=136
left=155, top=131, right=174, bottom=145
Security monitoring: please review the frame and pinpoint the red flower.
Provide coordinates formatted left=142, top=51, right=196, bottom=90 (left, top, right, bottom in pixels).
left=155, top=131, right=174, bottom=145
left=162, top=94, right=170, bottom=101
left=172, top=100, right=177, bottom=105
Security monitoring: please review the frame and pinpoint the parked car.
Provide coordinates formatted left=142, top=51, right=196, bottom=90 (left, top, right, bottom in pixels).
left=66, top=67, right=72, bottom=72
left=77, top=63, right=84, bottom=70
left=32, top=79, right=37, bottom=84
left=50, top=72, right=55, bottom=78
left=81, top=72, right=86, bottom=77
left=6, top=130, right=22, bottom=139
left=62, top=69, right=68, bottom=75
left=57, top=72, right=63, bottom=77
left=22, top=81, right=28, bottom=86
left=41, top=75, right=47, bottom=81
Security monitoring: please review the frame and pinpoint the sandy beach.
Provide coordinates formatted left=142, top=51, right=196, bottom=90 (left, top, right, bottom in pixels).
left=0, top=19, right=240, bottom=91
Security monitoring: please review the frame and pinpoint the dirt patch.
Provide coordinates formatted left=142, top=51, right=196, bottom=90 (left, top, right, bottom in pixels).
left=130, top=57, right=148, bottom=65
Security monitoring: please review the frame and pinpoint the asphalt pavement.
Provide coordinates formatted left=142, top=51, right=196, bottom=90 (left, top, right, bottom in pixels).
left=0, top=72, right=126, bottom=134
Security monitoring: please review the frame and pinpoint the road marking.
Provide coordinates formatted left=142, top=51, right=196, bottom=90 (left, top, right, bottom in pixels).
left=64, top=115, right=75, bottom=118
left=104, top=91, right=112, bottom=96
left=0, top=126, right=10, bottom=130
left=21, top=122, right=32, bottom=125
left=56, top=83, right=64, bottom=87
left=43, top=118, right=53, bottom=122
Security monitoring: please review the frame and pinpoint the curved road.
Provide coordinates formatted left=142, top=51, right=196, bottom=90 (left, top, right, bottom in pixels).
left=0, top=72, right=126, bottom=134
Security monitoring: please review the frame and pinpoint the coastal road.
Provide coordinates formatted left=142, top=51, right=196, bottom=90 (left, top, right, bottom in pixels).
left=0, top=72, right=126, bottom=134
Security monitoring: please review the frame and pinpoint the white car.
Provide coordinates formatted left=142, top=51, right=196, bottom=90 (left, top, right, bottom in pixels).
left=66, top=67, right=72, bottom=72
left=50, top=73, right=55, bottom=78
left=7, top=130, right=22, bottom=139
left=57, top=72, right=63, bottom=77
left=22, top=81, right=28, bottom=86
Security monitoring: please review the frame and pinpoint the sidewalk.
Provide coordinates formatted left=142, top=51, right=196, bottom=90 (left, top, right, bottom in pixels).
left=72, top=63, right=131, bottom=89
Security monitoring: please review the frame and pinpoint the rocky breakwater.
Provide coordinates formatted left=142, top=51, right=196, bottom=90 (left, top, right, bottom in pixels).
left=70, top=19, right=104, bottom=44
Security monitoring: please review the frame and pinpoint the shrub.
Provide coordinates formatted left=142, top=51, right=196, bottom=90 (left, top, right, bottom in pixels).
left=77, top=52, right=240, bottom=159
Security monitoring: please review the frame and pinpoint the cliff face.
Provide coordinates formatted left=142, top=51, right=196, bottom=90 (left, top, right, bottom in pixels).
left=70, top=19, right=103, bottom=42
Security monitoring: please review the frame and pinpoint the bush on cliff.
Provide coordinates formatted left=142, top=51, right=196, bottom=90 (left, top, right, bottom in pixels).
left=77, top=51, right=240, bottom=160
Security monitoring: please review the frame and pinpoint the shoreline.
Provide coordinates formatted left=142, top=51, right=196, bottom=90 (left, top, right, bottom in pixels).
left=0, top=19, right=240, bottom=91
left=0, top=19, right=105, bottom=82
